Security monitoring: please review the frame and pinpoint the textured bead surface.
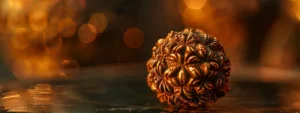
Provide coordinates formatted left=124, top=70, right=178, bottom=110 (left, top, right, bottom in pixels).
left=146, top=28, right=231, bottom=109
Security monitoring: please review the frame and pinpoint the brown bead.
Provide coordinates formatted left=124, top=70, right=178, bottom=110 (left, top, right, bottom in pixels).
left=146, top=28, right=231, bottom=109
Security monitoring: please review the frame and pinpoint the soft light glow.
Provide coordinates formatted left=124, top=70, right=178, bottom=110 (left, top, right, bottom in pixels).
left=260, top=18, right=295, bottom=69
left=30, top=0, right=59, bottom=12
left=43, top=26, right=62, bottom=53
left=181, top=8, right=204, bottom=28
left=11, top=28, right=32, bottom=49
left=12, top=56, right=60, bottom=80
left=293, top=1, right=300, bottom=21
left=8, top=0, right=22, bottom=11
left=79, top=0, right=86, bottom=9
left=280, top=90, right=300, bottom=110
left=184, top=0, right=207, bottom=9
left=33, top=57, right=59, bottom=78
left=88, top=13, right=107, bottom=33
left=61, top=60, right=79, bottom=70
left=124, top=28, right=144, bottom=49
left=43, top=26, right=58, bottom=40
left=1, top=0, right=84, bottom=81
left=60, top=60, right=79, bottom=77
left=28, top=84, right=52, bottom=110
left=2, top=91, right=28, bottom=112
left=12, top=59, right=33, bottom=80
left=235, top=0, right=259, bottom=13
left=29, top=10, right=48, bottom=31
left=34, top=84, right=52, bottom=91
left=64, top=0, right=86, bottom=17
left=78, top=24, right=97, bottom=43
left=0, top=16, right=6, bottom=33
left=58, top=18, right=76, bottom=38
left=7, top=13, right=26, bottom=31
left=1, top=0, right=32, bottom=14
left=3, top=92, right=21, bottom=100
left=43, top=35, right=63, bottom=53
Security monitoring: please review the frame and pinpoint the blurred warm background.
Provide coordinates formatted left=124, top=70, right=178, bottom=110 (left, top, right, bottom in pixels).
left=0, top=0, right=300, bottom=112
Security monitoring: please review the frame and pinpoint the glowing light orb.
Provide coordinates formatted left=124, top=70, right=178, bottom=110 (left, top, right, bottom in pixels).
left=78, top=24, right=97, bottom=43
left=29, top=10, right=48, bottom=31
left=88, top=13, right=107, bottom=33
left=123, top=28, right=144, bottom=48
left=12, top=59, right=33, bottom=80
left=7, top=13, right=26, bottom=31
left=181, top=8, right=204, bottom=27
left=58, top=18, right=76, bottom=38
left=184, top=0, right=207, bottom=9
left=43, top=35, right=63, bottom=53
left=11, top=28, right=32, bottom=49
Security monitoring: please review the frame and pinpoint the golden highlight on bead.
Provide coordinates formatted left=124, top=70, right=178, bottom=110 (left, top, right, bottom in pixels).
left=146, top=28, right=231, bottom=109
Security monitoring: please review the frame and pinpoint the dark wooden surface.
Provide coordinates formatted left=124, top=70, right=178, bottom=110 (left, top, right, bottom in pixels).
left=0, top=63, right=300, bottom=113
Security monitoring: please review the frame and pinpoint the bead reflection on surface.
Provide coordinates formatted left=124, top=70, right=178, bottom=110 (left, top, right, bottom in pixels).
left=28, top=84, right=53, bottom=111
left=2, top=91, right=29, bottom=112
left=60, top=60, right=79, bottom=77
left=0, top=83, right=84, bottom=112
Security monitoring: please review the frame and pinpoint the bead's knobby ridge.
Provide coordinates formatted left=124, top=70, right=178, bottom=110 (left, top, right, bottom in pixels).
left=146, top=28, right=231, bottom=109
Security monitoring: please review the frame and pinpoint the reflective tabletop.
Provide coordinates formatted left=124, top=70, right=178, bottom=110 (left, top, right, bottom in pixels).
left=0, top=63, right=300, bottom=113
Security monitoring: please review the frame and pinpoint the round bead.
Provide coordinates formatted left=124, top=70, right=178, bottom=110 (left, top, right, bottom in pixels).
left=146, top=28, right=231, bottom=109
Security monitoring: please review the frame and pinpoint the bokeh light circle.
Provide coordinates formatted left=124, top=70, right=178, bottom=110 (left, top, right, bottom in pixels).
left=123, top=28, right=144, bottom=48
left=11, top=28, right=32, bottom=49
left=181, top=8, right=204, bottom=27
left=43, top=35, right=63, bottom=53
left=29, top=10, right=48, bottom=31
left=184, top=0, right=207, bottom=9
left=88, top=13, right=107, bottom=33
left=43, top=26, right=62, bottom=53
left=12, top=59, right=33, bottom=80
left=33, top=57, right=59, bottom=78
left=78, top=24, right=97, bottom=43
left=58, top=18, right=76, bottom=38
left=7, top=13, right=26, bottom=31
left=294, top=2, right=300, bottom=21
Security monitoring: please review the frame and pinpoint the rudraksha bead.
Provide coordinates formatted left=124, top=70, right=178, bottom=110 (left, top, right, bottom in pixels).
left=146, top=28, right=231, bottom=109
